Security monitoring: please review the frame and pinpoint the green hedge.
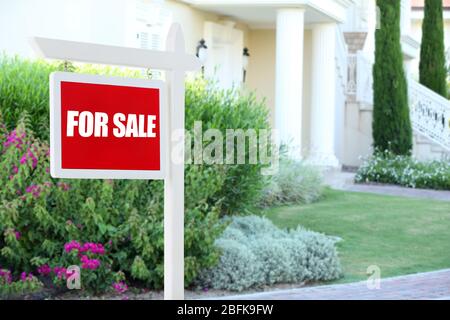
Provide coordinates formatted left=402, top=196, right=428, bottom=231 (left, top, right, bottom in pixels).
left=420, top=0, right=447, bottom=98
left=373, top=0, right=412, bottom=155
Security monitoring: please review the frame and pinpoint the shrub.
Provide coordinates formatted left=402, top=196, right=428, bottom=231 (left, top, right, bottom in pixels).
left=355, top=150, right=450, bottom=190
left=0, top=56, right=271, bottom=216
left=0, top=116, right=224, bottom=293
left=0, top=55, right=271, bottom=293
left=373, top=0, right=412, bottom=155
left=197, top=216, right=342, bottom=292
left=259, top=158, right=323, bottom=207
left=0, top=57, right=141, bottom=141
left=0, top=269, right=43, bottom=299
left=185, top=80, right=270, bottom=215
left=420, top=0, right=447, bottom=98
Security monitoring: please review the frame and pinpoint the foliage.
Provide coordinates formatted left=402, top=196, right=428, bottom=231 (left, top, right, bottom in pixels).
left=0, top=56, right=141, bottom=141
left=197, top=216, right=342, bottom=292
left=259, top=157, right=323, bottom=207
left=0, top=269, right=43, bottom=298
left=0, top=56, right=271, bottom=216
left=0, top=115, right=224, bottom=293
left=185, top=79, right=270, bottom=215
left=0, top=55, right=271, bottom=294
left=373, top=0, right=412, bottom=155
left=420, top=0, right=447, bottom=98
left=355, top=149, right=450, bottom=190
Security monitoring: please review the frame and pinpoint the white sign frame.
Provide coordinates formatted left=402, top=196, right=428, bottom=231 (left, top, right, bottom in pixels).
left=31, top=24, right=201, bottom=300
left=49, top=71, right=168, bottom=180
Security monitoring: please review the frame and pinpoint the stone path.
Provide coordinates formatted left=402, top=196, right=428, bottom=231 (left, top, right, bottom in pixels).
left=323, top=170, right=450, bottom=201
left=218, top=269, right=450, bottom=300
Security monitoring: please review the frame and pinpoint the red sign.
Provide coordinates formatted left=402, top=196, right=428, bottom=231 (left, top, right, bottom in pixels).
left=50, top=72, right=166, bottom=179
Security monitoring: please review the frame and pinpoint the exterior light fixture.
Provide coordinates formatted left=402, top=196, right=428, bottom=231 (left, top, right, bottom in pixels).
left=242, top=47, right=250, bottom=83
left=196, top=39, right=208, bottom=76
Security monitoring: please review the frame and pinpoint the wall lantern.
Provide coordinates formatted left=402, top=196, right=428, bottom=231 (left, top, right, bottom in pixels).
left=242, top=47, right=250, bottom=83
left=196, top=39, right=208, bottom=76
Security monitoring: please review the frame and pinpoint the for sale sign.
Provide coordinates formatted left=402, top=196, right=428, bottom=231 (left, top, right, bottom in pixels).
left=50, top=72, right=167, bottom=179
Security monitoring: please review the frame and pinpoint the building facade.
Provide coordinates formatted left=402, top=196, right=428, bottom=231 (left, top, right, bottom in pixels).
left=0, top=0, right=449, bottom=167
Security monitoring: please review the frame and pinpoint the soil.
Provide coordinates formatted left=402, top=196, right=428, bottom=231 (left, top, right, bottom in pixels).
left=50, top=282, right=312, bottom=300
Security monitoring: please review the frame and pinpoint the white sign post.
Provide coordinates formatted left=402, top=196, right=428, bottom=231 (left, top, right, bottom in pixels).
left=30, top=23, right=201, bottom=300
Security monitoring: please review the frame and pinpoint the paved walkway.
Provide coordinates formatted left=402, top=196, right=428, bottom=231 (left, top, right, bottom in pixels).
left=219, top=269, right=450, bottom=300
left=323, top=171, right=450, bottom=202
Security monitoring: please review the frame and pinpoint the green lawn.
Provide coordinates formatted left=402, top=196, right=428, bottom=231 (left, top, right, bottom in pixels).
left=266, top=188, right=450, bottom=283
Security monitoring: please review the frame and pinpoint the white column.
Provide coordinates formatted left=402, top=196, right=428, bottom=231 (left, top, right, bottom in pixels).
left=275, top=8, right=305, bottom=159
left=308, top=22, right=340, bottom=168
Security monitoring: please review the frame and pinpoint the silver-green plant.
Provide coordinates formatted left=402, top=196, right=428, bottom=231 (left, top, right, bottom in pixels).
left=197, top=216, right=342, bottom=291
left=259, top=158, right=324, bottom=207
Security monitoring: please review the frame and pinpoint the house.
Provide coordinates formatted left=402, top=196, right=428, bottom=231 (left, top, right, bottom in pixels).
left=0, top=0, right=449, bottom=167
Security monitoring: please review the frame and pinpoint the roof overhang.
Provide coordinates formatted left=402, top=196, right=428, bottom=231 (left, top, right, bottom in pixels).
left=180, top=0, right=355, bottom=29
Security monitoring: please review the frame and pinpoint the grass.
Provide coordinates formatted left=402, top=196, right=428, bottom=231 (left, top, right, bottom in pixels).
left=265, top=188, right=450, bottom=284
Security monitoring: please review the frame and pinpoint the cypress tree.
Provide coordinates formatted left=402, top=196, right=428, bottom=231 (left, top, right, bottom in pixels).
left=419, top=0, right=447, bottom=97
left=373, top=0, right=412, bottom=155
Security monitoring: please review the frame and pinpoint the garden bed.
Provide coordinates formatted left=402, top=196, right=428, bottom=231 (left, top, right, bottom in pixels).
left=355, top=150, right=450, bottom=191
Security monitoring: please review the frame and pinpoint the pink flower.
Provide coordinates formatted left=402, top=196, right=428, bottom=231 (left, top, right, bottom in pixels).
left=53, top=267, right=67, bottom=279
left=20, top=272, right=27, bottom=281
left=57, top=182, right=70, bottom=191
left=112, top=281, right=128, bottom=294
left=80, top=255, right=101, bottom=270
left=14, top=231, right=21, bottom=240
left=80, top=242, right=105, bottom=255
left=25, top=184, right=42, bottom=198
left=3, top=130, right=24, bottom=150
left=37, top=264, right=52, bottom=276
left=64, top=240, right=81, bottom=253
left=12, top=165, right=18, bottom=174
left=0, top=269, right=12, bottom=284
left=20, top=154, right=27, bottom=165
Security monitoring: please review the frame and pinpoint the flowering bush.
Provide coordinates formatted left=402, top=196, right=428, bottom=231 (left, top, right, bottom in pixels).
left=0, top=115, right=224, bottom=294
left=0, top=56, right=271, bottom=295
left=0, top=268, right=43, bottom=298
left=355, top=150, right=450, bottom=190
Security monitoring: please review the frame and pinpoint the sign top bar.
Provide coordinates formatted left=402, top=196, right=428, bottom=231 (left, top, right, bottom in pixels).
left=29, top=24, right=201, bottom=72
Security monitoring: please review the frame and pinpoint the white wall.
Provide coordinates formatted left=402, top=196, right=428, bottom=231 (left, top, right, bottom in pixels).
left=0, top=0, right=132, bottom=58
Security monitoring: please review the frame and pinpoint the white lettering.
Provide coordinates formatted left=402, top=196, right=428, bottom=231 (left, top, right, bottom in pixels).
left=66, top=111, right=79, bottom=137
left=113, top=113, right=126, bottom=138
left=94, top=112, right=109, bottom=137
left=78, top=111, right=94, bottom=137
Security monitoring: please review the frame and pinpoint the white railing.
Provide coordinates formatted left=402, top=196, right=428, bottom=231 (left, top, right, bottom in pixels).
left=347, top=50, right=450, bottom=152
left=408, top=79, right=450, bottom=151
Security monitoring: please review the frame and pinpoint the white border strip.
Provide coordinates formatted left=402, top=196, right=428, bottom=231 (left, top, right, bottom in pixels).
left=50, top=72, right=167, bottom=180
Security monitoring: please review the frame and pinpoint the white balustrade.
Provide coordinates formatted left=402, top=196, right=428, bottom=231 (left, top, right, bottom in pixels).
left=346, top=50, right=450, bottom=152
left=408, top=79, right=450, bottom=151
